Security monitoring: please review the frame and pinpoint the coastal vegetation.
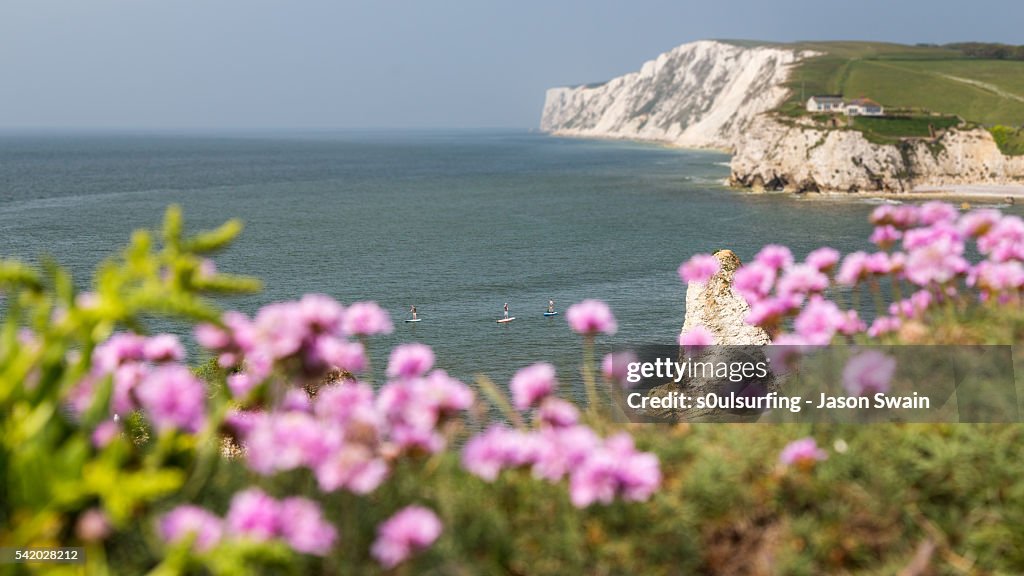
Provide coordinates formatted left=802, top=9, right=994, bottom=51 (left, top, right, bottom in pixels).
left=3, top=204, right=1024, bottom=574
left=777, top=41, right=1024, bottom=140
left=989, top=124, right=1024, bottom=156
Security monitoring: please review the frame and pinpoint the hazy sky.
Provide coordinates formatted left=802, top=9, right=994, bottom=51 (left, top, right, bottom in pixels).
left=2, top=0, right=1021, bottom=130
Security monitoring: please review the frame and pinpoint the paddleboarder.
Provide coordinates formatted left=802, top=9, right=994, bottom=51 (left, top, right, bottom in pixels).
left=503, top=302, right=509, bottom=319
left=547, top=299, right=555, bottom=314
left=410, top=305, right=418, bottom=321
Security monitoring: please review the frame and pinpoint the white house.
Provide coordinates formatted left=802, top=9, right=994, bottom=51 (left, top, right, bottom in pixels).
left=806, top=95, right=845, bottom=113
left=843, top=98, right=884, bottom=117
left=806, top=96, right=885, bottom=116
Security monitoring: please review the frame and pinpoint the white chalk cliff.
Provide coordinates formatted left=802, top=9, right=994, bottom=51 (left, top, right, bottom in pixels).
left=540, top=40, right=1024, bottom=192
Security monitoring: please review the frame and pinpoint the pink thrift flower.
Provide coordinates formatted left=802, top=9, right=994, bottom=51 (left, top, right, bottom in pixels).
left=865, top=252, right=893, bottom=275
left=315, top=444, right=389, bottom=494
left=298, top=293, right=345, bottom=334
left=604, top=433, right=661, bottom=502
left=342, top=301, right=394, bottom=336
left=601, top=350, right=639, bottom=388
left=902, top=221, right=962, bottom=250
left=160, top=505, right=224, bottom=551
left=754, top=244, right=794, bottom=270
left=566, top=299, right=617, bottom=336
left=870, top=225, right=902, bottom=249
left=251, top=302, right=308, bottom=359
left=278, top=497, right=337, bottom=556
left=93, top=333, right=146, bottom=373
left=537, top=397, right=579, bottom=428
left=970, top=260, right=1024, bottom=292
left=904, top=236, right=968, bottom=286
left=836, top=251, right=871, bottom=285
left=777, top=264, right=828, bottom=297
left=143, top=334, right=185, bottom=363
left=315, top=337, right=367, bottom=373
left=891, top=206, right=920, bottom=229
left=112, top=362, right=148, bottom=414
left=678, top=253, right=720, bottom=284
left=315, top=381, right=382, bottom=427
left=245, top=412, right=330, bottom=474
left=371, top=506, right=443, bottom=569
left=227, top=372, right=259, bottom=399
left=958, top=208, right=1002, bottom=237
left=919, top=201, right=958, bottom=225
left=194, top=323, right=231, bottom=350
left=531, top=425, right=601, bottom=481
left=793, top=298, right=844, bottom=345
left=509, top=362, right=557, bottom=410
left=568, top=433, right=660, bottom=507
left=745, top=295, right=799, bottom=328
left=805, top=247, right=841, bottom=272
left=779, top=437, right=828, bottom=467
left=422, top=370, right=475, bottom=416
left=978, top=215, right=1024, bottom=262
left=135, top=365, right=206, bottom=433
left=462, top=425, right=534, bottom=481
left=868, top=316, right=902, bottom=337
left=226, top=488, right=280, bottom=542
left=678, top=325, right=715, bottom=346
left=733, top=262, right=777, bottom=304
left=91, top=420, right=120, bottom=448
left=387, top=343, right=435, bottom=379
left=837, top=309, right=866, bottom=336
left=76, top=508, right=112, bottom=542
left=842, top=350, right=896, bottom=396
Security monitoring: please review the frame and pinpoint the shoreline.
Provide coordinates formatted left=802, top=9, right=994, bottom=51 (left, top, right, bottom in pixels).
left=545, top=132, right=1023, bottom=201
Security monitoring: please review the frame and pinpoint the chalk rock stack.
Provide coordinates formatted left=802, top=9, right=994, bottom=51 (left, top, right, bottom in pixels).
left=681, top=249, right=771, bottom=346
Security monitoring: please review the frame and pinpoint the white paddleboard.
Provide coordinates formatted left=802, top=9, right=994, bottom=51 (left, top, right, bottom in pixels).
left=405, top=318, right=422, bottom=323
left=497, top=317, right=516, bottom=323
left=543, top=312, right=559, bottom=316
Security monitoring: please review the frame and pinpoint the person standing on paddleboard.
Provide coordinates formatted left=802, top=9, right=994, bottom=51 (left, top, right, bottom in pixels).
left=504, top=302, right=509, bottom=319
left=548, top=299, right=555, bottom=313
left=410, top=305, right=417, bottom=320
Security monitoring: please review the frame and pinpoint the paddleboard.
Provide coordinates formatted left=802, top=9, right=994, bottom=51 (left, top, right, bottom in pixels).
left=543, top=312, right=559, bottom=316
left=497, top=317, right=516, bottom=323
left=405, top=318, right=422, bottom=323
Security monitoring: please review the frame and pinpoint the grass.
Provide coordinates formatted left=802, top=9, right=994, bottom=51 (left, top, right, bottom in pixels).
left=780, top=41, right=1024, bottom=127
left=989, top=125, right=1024, bottom=156
left=852, top=115, right=961, bottom=143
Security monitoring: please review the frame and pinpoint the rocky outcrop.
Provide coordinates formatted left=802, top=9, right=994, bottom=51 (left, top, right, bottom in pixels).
left=640, top=249, right=775, bottom=422
left=681, top=249, right=771, bottom=345
left=730, top=117, right=1024, bottom=193
left=540, top=39, right=1024, bottom=193
left=540, top=40, right=810, bottom=151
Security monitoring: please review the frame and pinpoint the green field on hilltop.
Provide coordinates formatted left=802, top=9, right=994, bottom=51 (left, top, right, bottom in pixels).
left=779, top=41, right=1024, bottom=127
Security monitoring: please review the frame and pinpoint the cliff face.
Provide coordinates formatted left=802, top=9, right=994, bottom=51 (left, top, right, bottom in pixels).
left=731, top=117, right=1024, bottom=193
left=541, top=40, right=1024, bottom=192
left=540, top=41, right=807, bottom=151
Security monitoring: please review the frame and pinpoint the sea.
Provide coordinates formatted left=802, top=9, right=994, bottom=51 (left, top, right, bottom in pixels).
left=1, top=129, right=1008, bottom=397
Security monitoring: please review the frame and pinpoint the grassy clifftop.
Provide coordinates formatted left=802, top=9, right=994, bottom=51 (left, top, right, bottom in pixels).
left=775, top=41, right=1024, bottom=126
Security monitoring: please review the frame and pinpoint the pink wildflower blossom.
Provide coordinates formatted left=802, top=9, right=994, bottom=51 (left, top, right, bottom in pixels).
left=566, top=299, right=617, bottom=336
left=386, top=343, right=435, bottom=379
left=371, top=506, right=443, bottom=569
left=678, top=253, right=720, bottom=283
left=509, top=362, right=557, bottom=410
left=754, top=244, right=794, bottom=270
left=842, top=350, right=896, bottom=396
left=160, top=506, right=224, bottom=551
left=779, top=437, right=828, bottom=467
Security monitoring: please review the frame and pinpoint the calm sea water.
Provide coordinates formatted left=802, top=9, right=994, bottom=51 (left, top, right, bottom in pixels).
left=0, top=130, right=1003, bottom=396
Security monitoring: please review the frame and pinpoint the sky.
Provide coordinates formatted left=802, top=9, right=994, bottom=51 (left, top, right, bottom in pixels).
left=2, top=0, right=1022, bottom=130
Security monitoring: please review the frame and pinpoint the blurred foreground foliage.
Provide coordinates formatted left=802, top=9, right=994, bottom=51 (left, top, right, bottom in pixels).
left=1, top=207, right=1023, bottom=575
